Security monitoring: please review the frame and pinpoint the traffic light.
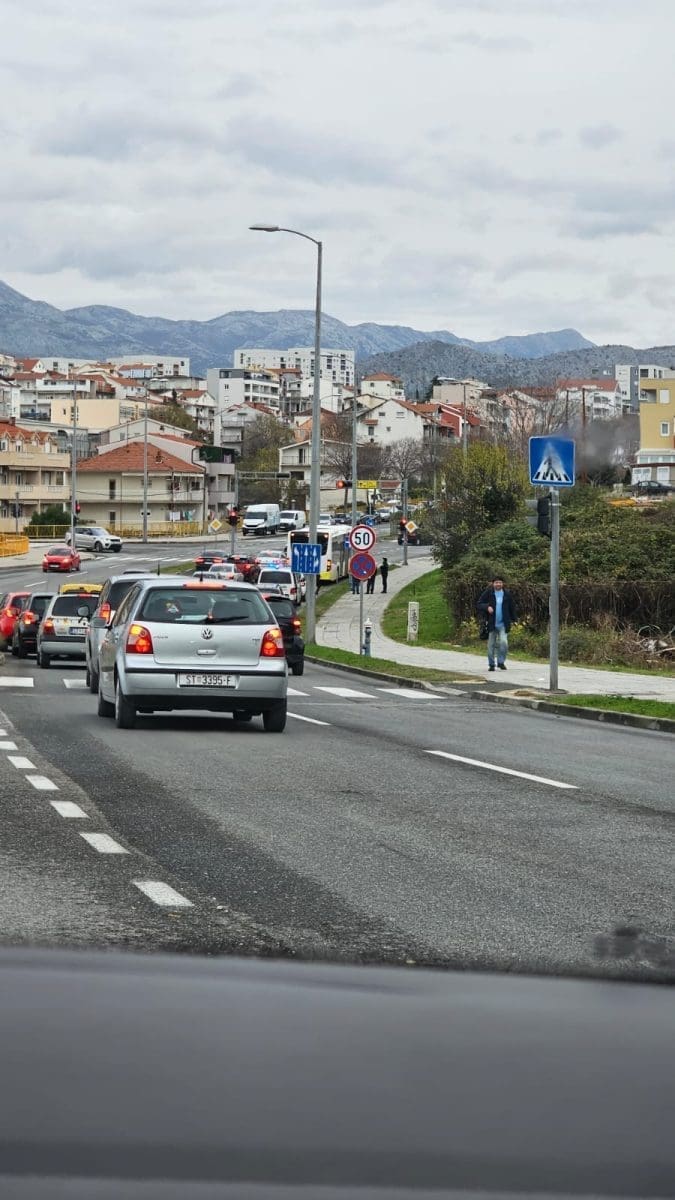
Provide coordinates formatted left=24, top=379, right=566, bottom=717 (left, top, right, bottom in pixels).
left=399, top=518, right=408, bottom=533
left=74, top=502, right=81, bottom=515
left=228, top=506, right=239, bottom=527
left=536, top=496, right=551, bottom=537
left=336, top=479, right=352, bottom=489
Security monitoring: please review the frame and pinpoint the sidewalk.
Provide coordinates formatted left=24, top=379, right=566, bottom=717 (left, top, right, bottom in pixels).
left=316, top=556, right=675, bottom=701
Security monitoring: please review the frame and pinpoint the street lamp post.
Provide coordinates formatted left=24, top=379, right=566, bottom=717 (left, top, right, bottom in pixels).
left=142, top=384, right=149, bottom=543
left=250, top=224, right=323, bottom=643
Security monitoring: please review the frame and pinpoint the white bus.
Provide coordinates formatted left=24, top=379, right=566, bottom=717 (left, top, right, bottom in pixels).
left=288, top=524, right=352, bottom=583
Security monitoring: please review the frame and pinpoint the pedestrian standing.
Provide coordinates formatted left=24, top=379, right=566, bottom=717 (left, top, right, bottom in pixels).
left=366, top=567, right=376, bottom=595
left=380, top=557, right=389, bottom=594
left=477, top=575, right=516, bottom=672
left=351, top=571, right=360, bottom=595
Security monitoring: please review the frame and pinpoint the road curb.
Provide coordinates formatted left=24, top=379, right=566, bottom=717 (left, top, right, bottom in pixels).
left=472, top=689, right=675, bottom=734
left=304, top=653, right=471, bottom=691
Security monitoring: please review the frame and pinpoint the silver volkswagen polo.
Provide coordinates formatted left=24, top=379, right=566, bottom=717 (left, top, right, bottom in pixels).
left=97, top=578, right=288, bottom=731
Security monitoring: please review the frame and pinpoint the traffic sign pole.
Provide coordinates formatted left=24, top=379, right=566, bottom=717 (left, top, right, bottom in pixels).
left=549, top=488, right=560, bottom=692
left=359, top=581, right=364, bottom=656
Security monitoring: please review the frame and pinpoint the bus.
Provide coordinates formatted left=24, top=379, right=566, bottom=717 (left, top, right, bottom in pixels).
left=288, top=524, right=351, bottom=583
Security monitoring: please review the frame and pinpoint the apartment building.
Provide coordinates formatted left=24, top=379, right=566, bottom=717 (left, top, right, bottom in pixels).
left=207, top=368, right=281, bottom=414
left=615, top=363, right=675, bottom=413
left=76, top=440, right=205, bottom=528
left=234, top=346, right=355, bottom=388
left=360, top=373, right=405, bottom=402
left=0, top=418, right=70, bottom=532
left=555, top=378, right=622, bottom=421
left=632, top=379, right=675, bottom=488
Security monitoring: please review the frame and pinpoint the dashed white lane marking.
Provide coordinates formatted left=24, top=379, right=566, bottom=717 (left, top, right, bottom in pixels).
left=377, top=687, right=435, bottom=700
left=0, top=728, right=7, bottom=736
left=51, top=800, right=89, bottom=819
left=26, top=775, right=59, bottom=791
left=287, top=686, right=309, bottom=696
left=133, top=880, right=193, bottom=907
left=7, top=755, right=36, bottom=769
left=425, top=750, right=578, bottom=790
left=288, top=712, right=331, bottom=726
left=63, top=679, right=88, bottom=689
left=314, top=685, right=373, bottom=699
left=0, top=678, right=34, bottom=688
left=80, top=832, right=129, bottom=854
left=0, top=741, right=19, bottom=751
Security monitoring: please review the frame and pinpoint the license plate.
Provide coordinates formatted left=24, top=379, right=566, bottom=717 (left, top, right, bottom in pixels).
left=178, top=673, right=238, bottom=688
left=69, top=626, right=84, bottom=636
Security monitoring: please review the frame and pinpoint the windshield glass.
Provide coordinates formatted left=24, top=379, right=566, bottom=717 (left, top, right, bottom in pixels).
left=51, top=595, right=98, bottom=617
left=47, top=546, right=69, bottom=555
left=138, top=587, right=272, bottom=625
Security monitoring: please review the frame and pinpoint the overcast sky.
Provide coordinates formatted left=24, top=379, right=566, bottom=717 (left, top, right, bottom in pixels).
left=1, top=0, right=673, bottom=345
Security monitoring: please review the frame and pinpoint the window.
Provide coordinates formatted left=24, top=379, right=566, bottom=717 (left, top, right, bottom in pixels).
left=659, top=389, right=670, bottom=403
left=109, top=511, right=117, bottom=527
left=108, top=479, right=116, bottom=499
left=660, top=422, right=669, bottom=436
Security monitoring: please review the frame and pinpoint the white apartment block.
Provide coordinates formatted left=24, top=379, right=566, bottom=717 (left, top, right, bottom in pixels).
left=360, top=373, right=405, bottom=402
left=206, top=368, right=281, bottom=415
left=555, top=378, right=623, bottom=421
left=431, top=378, right=488, bottom=407
left=615, top=363, right=675, bottom=413
left=234, top=346, right=355, bottom=388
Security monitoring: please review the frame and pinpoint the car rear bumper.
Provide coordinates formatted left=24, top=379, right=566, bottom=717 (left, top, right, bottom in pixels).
left=39, top=635, right=87, bottom=657
left=116, top=664, right=287, bottom=711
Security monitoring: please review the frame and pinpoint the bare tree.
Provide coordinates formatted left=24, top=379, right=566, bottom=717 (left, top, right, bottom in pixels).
left=387, top=437, right=424, bottom=483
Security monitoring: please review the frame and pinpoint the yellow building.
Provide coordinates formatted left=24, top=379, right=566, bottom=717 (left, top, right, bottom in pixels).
left=633, top=380, right=675, bottom=488
left=0, top=419, right=71, bottom=532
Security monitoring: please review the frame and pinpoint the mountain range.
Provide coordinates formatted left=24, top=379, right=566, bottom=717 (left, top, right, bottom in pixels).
left=0, top=279, right=593, bottom=373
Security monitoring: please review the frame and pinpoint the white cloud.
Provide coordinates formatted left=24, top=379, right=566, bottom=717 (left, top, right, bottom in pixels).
left=1, top=0, right=674, bottom=345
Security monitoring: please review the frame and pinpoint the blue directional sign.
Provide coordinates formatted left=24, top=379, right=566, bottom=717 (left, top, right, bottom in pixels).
left=529, top=436, right=575, bottom=487
left=291, top=542, right=321, bottom=575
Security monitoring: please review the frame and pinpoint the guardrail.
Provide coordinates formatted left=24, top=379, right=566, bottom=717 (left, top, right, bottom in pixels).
left=0, top=535, right=30, bottom=557
left=24, top=522, right=205, bottom=540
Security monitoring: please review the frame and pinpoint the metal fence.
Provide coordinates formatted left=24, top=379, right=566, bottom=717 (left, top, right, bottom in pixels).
left=0, top=535, right=30, bottom=557
left=24, top=522, right=204, bottom=541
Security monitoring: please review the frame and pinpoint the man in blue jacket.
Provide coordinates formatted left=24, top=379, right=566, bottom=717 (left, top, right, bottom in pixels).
left=477, top=576, right=517, bottom=672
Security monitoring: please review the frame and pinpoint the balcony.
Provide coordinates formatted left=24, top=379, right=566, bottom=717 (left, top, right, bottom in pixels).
left=0, top=484, right=34, bottom=499
left=0, top=450, right=70, bottom=468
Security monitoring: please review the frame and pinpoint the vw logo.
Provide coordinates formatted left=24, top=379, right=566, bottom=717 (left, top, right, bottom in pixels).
left=201, top=627, right=214, bottom=640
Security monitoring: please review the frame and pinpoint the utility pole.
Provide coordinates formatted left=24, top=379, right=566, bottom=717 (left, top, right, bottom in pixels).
left=401, top=477, right=409, bottom=566
left=70, top=380, right=77, bottom=553
left=142, top=384, right=149, bottom=542
left=462, top=382, right=468, bottom=460
left=549, top=487, right=560, bottom=691
left=14, top=489, right=19, bottom=535
left=351, top=370, right=358, bottom=526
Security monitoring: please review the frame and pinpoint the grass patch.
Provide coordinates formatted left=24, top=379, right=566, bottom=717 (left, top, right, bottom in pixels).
left=306, top=642, right=472, bottom=683
left=556, top=695, right=675, bottom=720
left=381, top=568, right=451, bottom=646
left=161, top=560, right=194, bottom=575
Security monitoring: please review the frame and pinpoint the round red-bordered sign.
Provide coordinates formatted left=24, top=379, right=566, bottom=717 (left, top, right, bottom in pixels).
left=348, top=524, right=376, bottom=552
left=349, top=551, right=377, bottom=581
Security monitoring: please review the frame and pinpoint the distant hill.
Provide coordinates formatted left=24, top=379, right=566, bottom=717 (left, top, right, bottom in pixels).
left=359, top=341, right=675, bottom=396
left=0, top=279, right=593, bottom=373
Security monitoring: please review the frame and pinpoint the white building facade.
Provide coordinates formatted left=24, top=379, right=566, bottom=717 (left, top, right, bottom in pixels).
left=234, top=346, right=355, bottom=388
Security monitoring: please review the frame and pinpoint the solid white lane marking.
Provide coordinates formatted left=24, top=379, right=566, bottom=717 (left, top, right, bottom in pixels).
left=63, top=679, right=88, bottom=689
left=0, top=728, right=7, bottom=736
left=51, top=800, right=89, bottom=819
left=7, top=755, right=36, bottom=769
left=288, top=712, right=331, bottom=726
left=425, top=750, right=578, bottom=790
left=377, top=687, right=435, bottom=700
left=26, top=775, right=59, bottom=791
left=287, top=686, right=309, bottom=696
left=315, top=685, right=373, bottom=699
left=0, top=741, right=19, bottom=751
left=0, top=678, right=34, bottom=688
left=80, top=832, right=129, bottom=854
left=133, top=880, right=193, bottom=907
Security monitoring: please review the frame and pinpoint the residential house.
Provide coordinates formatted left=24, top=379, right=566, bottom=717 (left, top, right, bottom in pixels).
left=555, top=378, right=623, bottom=421
left=207, top=367, right=281, bottom=413
left=0, top=418, right=70, bottom=532
left=431, top=378, right=488, bottom=407
left=360, top=373, right=406, bottom=402
left=631, top=379, right=675, bottom=488
left=76, top=440, right=206, bottom=528
left=234, top=346, right=355, bottom=388
left=615, top=363, right=675, bottom=414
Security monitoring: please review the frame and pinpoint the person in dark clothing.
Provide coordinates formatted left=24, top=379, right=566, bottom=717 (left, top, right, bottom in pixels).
left=380, top=557, right=389, bottom=594
left=477, top=576, right=516, bottom=672
left=366, top=568, right=376, bottom=595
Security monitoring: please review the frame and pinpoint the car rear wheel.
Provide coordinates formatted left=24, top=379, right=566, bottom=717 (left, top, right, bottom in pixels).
left=97, top=682, right=114, bottom=718
left=115, top=679, right=136, bottom=729
left=291, top=661, right=304, bottom=676
left=16, top=640, right=28, bottom=660
left=262, top=700, right=287, bottom=733
left=11, top=638, right=18, bottom=657
left=38, top=650, right=50, bottom=669
left=86, top=665, right=99, bottom=694
left=233, top=709, right=253, bottom=723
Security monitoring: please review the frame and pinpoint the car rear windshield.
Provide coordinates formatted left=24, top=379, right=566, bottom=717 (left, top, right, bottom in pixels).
left=258, top=570, right=293, bottom=584
left=48, top=546, right=69, bottom=555
left=264, top=597, right=296, bottom=619
left=138, top=587, right=273, bottom=625
left=107, top=579, right=144, bottom=608
left=30, top=595, right=53, bottom=614
left=51, top=595, right=99, bottom=616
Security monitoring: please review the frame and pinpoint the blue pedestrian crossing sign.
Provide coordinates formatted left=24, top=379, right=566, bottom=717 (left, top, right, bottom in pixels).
left=291, top=542, right=322, bottom=575
left=529, top=436, right=575, bottom=487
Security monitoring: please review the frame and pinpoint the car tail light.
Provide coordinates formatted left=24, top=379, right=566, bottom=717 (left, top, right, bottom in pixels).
left=22, top=611, right=36, bottom=625
left=291, top=617, right=302, bottom=632
left=260, top=628, right=285, bottom=657
left=43, top=617, right=54, bottom=632
left=126, top=623, right=153, bottom=654
left=99, top=602, right=112, bottom=622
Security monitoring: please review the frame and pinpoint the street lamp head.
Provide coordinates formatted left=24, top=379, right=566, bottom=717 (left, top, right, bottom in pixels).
left=249, top=224, right=280, bottom=232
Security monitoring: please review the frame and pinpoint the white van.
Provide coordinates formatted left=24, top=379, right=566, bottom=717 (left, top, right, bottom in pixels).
left=278, top=509, right=306, bottom=532
left=241, top=504, right=281, bottom=537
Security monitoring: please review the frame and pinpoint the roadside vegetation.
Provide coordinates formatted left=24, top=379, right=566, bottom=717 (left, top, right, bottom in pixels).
left=555, top=695, right=675, bottom=721
left=305, top=643, right=471, bottom=684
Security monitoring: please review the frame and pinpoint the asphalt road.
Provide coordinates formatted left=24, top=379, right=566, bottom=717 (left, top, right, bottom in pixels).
left=0, top=552, right=672, bottom=982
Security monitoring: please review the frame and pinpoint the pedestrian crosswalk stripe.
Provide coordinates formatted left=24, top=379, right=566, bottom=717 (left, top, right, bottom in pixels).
left=0, top=678, right=34, bottom=688
left=314, top=686, right=373, bottom=699
left=377, top=687, right=435, bottom=700
left=63, top=679, right=88, bottom=689
left=287, top=686, right=309, bottom=696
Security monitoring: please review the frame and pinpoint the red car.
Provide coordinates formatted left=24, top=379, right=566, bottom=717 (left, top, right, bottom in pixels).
left=42, top=545, right=81, bottom=573
left=227, top=554, right=256, bottom=580
left=0, top=591, right=30, bottom=650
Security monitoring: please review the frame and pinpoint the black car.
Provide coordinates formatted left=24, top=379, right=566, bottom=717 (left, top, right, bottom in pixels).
left=397, top=529, right=424, bottom=546
left=194, top=549, right=227, bottom=570
left=11, top=591, right=55, bottom=658
left=632, top=480, right=672, bottom=497
left=261, top=591, right=304, bottom=675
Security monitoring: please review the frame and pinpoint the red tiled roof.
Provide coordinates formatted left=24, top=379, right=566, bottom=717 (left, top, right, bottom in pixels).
left=0, top=421, right=52, bottom=443
left=77, top=443, right=203, bottom=474
left=557, top=378, right=618, bottom=389
left=363, top=373, right=401, bottom=382
left=149, top=432, right=200, bottom=445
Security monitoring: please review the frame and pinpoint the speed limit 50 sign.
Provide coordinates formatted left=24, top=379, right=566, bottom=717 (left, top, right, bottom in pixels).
left=348, top=524, right=377, bottom=552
